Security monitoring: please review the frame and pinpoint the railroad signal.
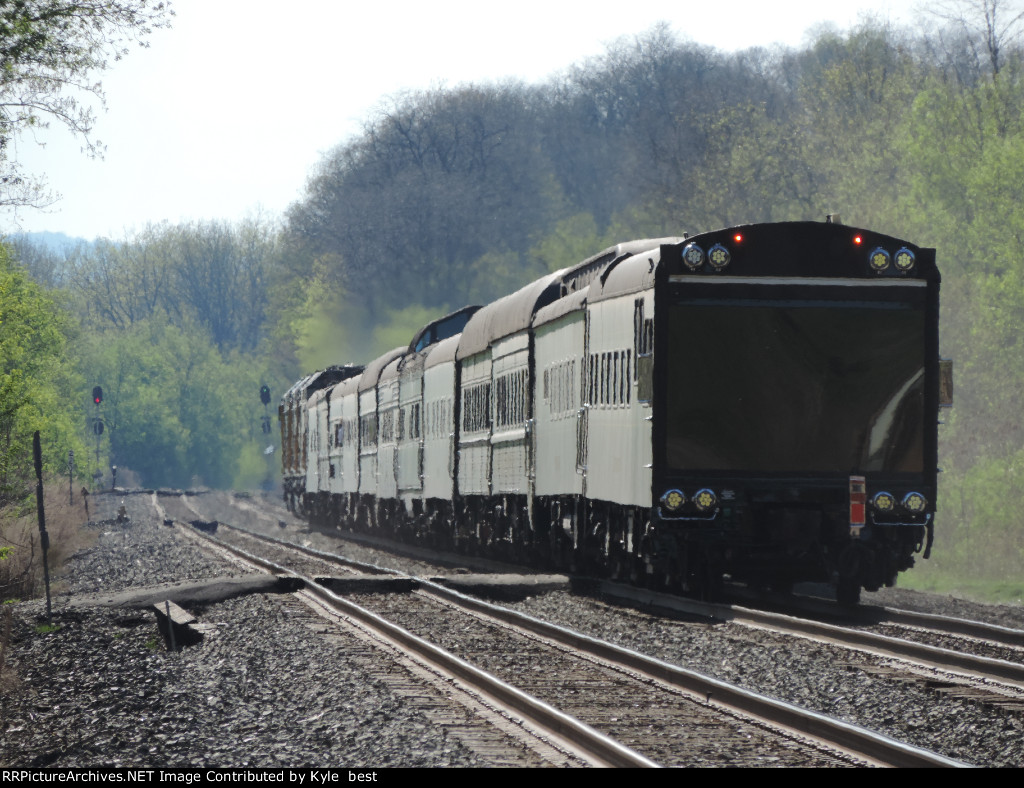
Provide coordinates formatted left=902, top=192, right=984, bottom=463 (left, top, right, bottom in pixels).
left=260, top=384, right=271, bottom=405
left=92, top=418, right=104, bottom=436
left=92, top=386, right=103, bottom=405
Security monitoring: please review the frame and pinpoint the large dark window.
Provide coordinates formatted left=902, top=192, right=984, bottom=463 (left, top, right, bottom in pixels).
left=665, top=300, right=925, bottom=474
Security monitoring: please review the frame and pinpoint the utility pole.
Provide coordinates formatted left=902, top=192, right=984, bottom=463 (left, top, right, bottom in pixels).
left=33, top=432, right=52, bottom=622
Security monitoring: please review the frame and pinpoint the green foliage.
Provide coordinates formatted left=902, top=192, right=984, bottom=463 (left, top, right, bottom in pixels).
left=6, top=11, right=1024, bottom=595
left=73, top=316, right=276, bottom=489
left=530, top=214, right=611, bottom=272
left=0, top=1, right=173, bottom=206
left=0, top=243, right=84, bottom=501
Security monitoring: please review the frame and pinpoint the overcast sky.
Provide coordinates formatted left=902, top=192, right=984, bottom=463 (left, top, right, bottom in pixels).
left=5, top=0, right=925, bottom=241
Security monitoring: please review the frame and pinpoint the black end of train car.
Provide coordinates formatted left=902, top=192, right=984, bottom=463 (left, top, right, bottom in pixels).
left=650, top=222, right=940, bottom=603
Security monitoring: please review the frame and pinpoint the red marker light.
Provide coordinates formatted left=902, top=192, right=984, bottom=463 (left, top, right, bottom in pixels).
left=733, top=233, right=743, bottom=243
left=853, top=235, right=863, bottom=245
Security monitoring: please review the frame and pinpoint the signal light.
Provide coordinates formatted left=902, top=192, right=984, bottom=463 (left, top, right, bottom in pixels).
left=260, top=384, right=271, bottom=405
left=902, top=492, right=928, bottom=513
left=693, top=489, right=718, bottom=512
left=682, top=243, right=704, bottom=271
left=894, top=248, right=916, bottom=272
left=869, top=247, right=891, bottom=272
left=872, top=491, right=895, bottom=513
left=708, top=244, right=731, bottom=270
left=661, top=489, right=685, bottom=512
left=92, top=386, right=103, bottom=405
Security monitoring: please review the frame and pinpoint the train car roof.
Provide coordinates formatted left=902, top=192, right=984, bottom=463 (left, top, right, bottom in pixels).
left=282, top=364, right=363, bottom=404
left=534, top=286, right=589, bottom=327
left=590, top=248, right=662, bottom=303
left=408, top=305, right=482, bottom=353
left=379, top=355, right=402, bottom=384
left=424, top=333, right=461, bottom=371
left=330, top=373, right=361, bottom=400
left=560, top=237, right=685, bottom=295
left=306, top=387, right=330, bottom=409
left=358, top=347, right=406, bottom=392
left=456, top=269, right=567, bottom=361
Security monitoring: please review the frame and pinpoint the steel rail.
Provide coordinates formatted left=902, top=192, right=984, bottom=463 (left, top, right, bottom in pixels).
left=417, top=579, right=967, bottom=769
left=600, top=581, right=1024, bottom=689
left=876, top=606, right=1024, bottom=649
left=172, top=518, right=657, bottom=769
left=179, top=511, right=965, bottom=768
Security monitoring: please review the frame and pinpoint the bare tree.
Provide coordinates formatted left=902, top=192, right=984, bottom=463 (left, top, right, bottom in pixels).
left=927, top=0, right=1024, bottom=74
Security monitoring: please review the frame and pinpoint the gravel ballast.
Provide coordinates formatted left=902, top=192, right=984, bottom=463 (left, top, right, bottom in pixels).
left=4, top=490, right=1023, bottom=768
left=1, top=498, right=482, bottom=768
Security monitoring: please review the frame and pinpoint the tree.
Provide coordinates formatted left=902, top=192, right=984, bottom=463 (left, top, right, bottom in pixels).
left=927, top=0, right=1024, bottom=75
left=0, top=0, right=173, bottom=207
left=0, top=242, right=83, bottom=502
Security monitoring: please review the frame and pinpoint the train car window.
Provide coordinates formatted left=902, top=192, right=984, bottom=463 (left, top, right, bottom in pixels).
left=664, top=300, right=926, bottom=473
left=360, top=413, right=376, bottom=446
left=463, top=382, right=491, bottom=432
left=599, top=353, right=607, bottom=406
left=618, top=347, right=626, bottom=401
left=380, top=410, right=395, bottom=443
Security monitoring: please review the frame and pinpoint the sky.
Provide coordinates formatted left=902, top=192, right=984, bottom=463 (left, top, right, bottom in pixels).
left=5, top=0, right=926, bottom=242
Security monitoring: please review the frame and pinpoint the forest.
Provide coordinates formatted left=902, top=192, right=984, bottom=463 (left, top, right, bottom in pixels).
left=3, top=6, right=1023, bottom=596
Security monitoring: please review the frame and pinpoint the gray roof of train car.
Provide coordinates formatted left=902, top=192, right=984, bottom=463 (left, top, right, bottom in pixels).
left=561, top=237, right=685, bottom=294
left=379, top=355, right=402, bottom=384
left=357, top=347, right=406, bottom=392
left=332, top=373, right=361, bottom=399
left=456, top=270, right=567, bottom=361
left=589, top=239, right=684, bottom=303
left=533, top=286, right=588, bottom=327
left=455, top=238, right=684, bottom=360
left=424, top=334, right=461, bottom=371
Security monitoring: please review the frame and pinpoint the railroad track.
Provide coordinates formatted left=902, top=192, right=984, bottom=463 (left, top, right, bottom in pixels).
left=602, top=582, right=1024, bottom=699
left=165, top=493, right=963, bottom=768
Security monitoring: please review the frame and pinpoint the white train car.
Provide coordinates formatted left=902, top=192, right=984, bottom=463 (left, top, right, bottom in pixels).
left=376, top=357, right=402, bottom=512
left=284, top=221, right=944, bottom=604
left=397, top=351, right=424, bottom=504
left=456, top=272, right=564, bottom=547
left=329, top=374, right=363, bottom=510
left=356, top=347, right=404, bottom=528
left=532, top=288, right=587, bottom=556
left=304, top=387, right=331, bottom=512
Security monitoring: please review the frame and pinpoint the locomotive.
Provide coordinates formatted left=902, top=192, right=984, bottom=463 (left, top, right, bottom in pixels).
left=280, top=220, right=948, bottom=604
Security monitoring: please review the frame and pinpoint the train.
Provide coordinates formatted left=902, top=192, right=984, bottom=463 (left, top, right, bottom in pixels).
left=279, top=219, right=949, bottom=604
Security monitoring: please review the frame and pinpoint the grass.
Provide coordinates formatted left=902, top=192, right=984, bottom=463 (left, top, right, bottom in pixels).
left=0, top=483, right=93, bottom=603
left=897, top=516, right=1024, bottom=605
left=900, top=570, right=1024, bottom=605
